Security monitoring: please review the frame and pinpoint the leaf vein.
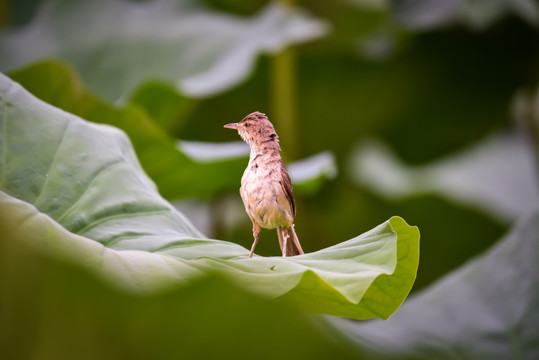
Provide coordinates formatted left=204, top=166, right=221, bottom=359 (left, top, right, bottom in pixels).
left=56, top=159, right=125, bottom=223
left=33, top=118, right=71, bottom=207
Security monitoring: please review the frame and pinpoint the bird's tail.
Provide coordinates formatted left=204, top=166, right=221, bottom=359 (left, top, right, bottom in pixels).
left=278, top=225, right=304, bottom=257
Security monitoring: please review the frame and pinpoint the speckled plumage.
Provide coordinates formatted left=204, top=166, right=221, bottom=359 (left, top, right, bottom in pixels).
left=224, top=111, right=303, bottom=258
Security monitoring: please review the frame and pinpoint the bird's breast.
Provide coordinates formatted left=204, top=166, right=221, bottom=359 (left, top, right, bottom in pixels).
left=240, top=157, right=293, bottom=229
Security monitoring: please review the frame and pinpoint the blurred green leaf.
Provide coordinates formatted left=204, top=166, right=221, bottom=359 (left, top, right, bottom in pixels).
left=288, top=151, right=338, bottom=195
left=0, top=216, right=358, bottom=360
left=0, top=71, right=419, bottom=319
left=129, top=81, right=198, bottom=137
left=177, top=139, right=250, bottom=161
left=393, top=0, right=539, bottom=29
left=349, top=134, right=539, bottom=223
left=0, top=0, right=328, bottom=101
left=331, top=211, right=539, bottom=359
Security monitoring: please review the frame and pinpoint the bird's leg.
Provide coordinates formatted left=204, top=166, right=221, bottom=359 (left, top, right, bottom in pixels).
left=278, top=227, right=290, bottom=257
left=277, top=228, right=284, bottom=256
left=282, top=229, right=290, bottom=257
left=249, top=222, right=261, bottom=258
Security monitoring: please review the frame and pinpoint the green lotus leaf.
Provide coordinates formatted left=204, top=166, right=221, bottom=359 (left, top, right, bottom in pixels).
left=0, top=0, right=328, bottom=101
left=0, top=72, right=419, bottom=319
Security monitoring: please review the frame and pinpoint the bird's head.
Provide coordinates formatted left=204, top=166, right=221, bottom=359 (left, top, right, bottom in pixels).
left=224, top=111, right=279, bottom=147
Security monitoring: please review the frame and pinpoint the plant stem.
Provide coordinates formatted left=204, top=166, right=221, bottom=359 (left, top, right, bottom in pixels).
left=271, top=0, right=298, bottom=160
left=0, top=0, right=8, bottom=28
left=514, top=87, right=539, bottom=181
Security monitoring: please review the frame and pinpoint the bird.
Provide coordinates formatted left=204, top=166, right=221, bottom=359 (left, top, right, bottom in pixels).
left=224, top=111, right=304, bottom=258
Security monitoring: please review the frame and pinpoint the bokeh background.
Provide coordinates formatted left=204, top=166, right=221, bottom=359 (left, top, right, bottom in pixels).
left=1, top=0, right=539, bottom=358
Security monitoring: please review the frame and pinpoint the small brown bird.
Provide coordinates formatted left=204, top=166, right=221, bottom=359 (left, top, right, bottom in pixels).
left=224, top=111, right=304, bottom=258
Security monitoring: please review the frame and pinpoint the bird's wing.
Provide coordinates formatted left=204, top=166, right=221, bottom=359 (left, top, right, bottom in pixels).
left=279, top=165, right=296, bottom=219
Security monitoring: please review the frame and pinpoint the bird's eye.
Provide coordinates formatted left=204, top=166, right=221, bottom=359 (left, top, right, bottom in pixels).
left=245, top=123, right=250, bottom=127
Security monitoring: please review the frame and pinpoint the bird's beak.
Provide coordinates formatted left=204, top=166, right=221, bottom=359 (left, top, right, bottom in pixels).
left=224, top=123, right=239, bottom=130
